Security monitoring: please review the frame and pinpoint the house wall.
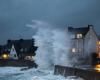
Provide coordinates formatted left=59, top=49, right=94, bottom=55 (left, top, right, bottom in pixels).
left=84, top=27, right=98, bottom=64
left=70, top=30, right=85, bottom=56
left=70, top=27, right=98, bottom=56
left=84, top=27, right=98, bottom=55
left=71, top=38, right=84, bottom=55
left=69, top=35, right=85, bottom=66
left=69, top=27, right=98, bottom=65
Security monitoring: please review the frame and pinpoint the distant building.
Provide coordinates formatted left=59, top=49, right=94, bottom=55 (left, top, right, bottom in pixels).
left=68, top=25, right=99, bottom=65
left=0, top=39, right=37, bottom=61
left=95, top=37, right=100, bottom=65
left=9, top=45, right=18, bottom=60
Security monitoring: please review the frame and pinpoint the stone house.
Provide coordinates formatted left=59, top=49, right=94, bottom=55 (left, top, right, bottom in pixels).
left=68, top=25, right=98, bottom=65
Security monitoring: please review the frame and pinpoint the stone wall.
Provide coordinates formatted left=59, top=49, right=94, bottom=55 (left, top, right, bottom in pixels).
left=54, top=65, right=100, bottom=80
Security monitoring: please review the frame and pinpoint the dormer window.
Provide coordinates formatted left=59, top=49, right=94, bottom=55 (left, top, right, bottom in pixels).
left=77, top=34, right=82, bottom=38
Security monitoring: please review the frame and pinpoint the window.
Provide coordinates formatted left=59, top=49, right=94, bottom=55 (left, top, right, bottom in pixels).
left=71, top=48, right=76, bottom=53
left=77, top=34, right=82, bottom=38
left=25, top=48, right=27, bottom=52
left=14, top=55, right=16, bottom=57
left=2, top=54, right=9, bottom=59
left=20, top=48, right=23, bottom=52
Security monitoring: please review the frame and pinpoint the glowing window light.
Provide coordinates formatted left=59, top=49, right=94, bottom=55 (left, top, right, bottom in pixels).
left=72, top=48, right=76, bottom=53
left=95, top=64, right=100, bottom=72
left=98, top=41, right=100, bottom=58
left=2, top=54, right=9, bottom=59
left=98, top=41, right=100, bottom=45
left=98, top=53, right=100, bottom=57
left=77, top=34, right=82, bottom=38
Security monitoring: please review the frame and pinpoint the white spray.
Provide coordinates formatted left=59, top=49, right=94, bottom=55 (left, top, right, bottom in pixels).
left=27, top=20, right=77, bottom=69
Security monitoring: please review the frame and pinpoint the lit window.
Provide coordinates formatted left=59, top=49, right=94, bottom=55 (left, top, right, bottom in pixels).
left=95, top=64, right=100, bottom=72
left=2, top=54, right=9, bottom=59
left=98, top=41, right=100, bottom=45
left=72, top=48, right=76, bottom=53
left=77, top=34, right=82, bottom=38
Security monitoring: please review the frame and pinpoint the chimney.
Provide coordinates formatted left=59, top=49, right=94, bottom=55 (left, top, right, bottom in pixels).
left=88, top=24, right=93, bottom=29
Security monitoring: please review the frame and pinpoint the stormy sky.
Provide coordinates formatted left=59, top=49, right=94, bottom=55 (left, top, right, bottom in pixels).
left=0, top=0, right=100, bottom=44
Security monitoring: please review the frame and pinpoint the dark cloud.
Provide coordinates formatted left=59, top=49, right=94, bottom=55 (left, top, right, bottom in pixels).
left=0, top=0, right=100, bottom=44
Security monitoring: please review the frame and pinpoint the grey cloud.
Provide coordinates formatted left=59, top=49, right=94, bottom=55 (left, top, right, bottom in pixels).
left=0, top=0, right=100, bottom=44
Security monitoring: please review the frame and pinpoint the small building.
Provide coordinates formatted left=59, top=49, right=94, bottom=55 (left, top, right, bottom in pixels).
left=68, top=25, right=99, bottom=65
left=9, top=45, right=18, bottom=59
left=0, top=39, right=37, bottom=61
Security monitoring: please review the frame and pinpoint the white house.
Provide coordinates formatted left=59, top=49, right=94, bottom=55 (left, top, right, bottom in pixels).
left=9, top=45, right=18, bottom=60
left=68, top=25, right=98, bottom=65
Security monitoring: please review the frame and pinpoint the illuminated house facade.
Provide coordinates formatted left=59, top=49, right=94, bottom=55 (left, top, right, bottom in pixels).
left=0, top=39, right=37, bottom=61
left=68, top=25, right=98, bottom=64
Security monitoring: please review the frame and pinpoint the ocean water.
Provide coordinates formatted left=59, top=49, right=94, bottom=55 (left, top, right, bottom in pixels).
left=0, top=67, right=84, bottom=80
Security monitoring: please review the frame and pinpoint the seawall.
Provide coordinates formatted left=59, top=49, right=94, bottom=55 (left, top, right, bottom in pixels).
left=0, top=59, right=37, bottom=68
left=54, top=65, right=100, bottom=80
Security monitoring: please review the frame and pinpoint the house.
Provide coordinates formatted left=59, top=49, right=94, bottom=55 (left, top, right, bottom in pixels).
left=0, top=39, right=37, bottom=61
left=95, top=37, right=100, bottom=65
left=68, top=25, right=99, bottom=65
left=9, top=45, right=18, bottom=59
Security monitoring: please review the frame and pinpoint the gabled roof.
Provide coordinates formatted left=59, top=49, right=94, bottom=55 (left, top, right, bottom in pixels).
left=5, top=39, right=37, bottom=56
left=68, top=25, right=92, bottom=37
